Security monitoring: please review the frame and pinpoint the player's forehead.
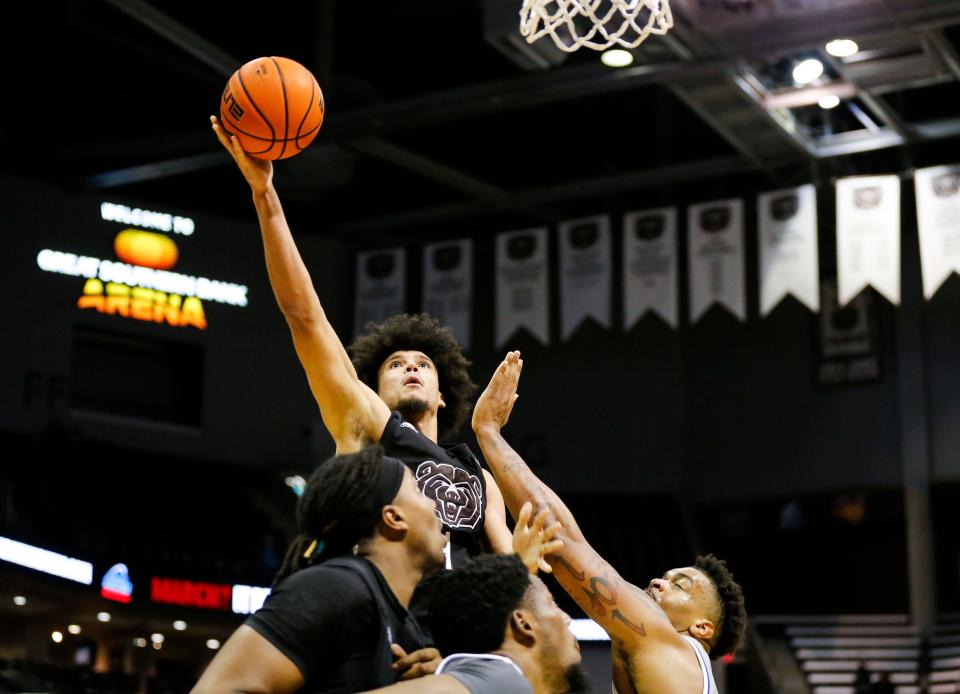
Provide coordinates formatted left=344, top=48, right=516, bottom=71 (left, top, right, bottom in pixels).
left=381, top=350, right=433, bottom=365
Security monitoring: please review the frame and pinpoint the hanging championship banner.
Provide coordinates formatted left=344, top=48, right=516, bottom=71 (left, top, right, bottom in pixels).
left=623, top=208, right=678, bottom=328
left=558, top=215, right=611, bottom=340
left=688, top=199, right=746, bottom=322
left=915, top=164, right=960, bottom=299
left=836, top=175, right=901, bottom=306
left=422, top=239, right=473, bottom=350
left=758, top=185, right=820, bottom=316
left=354, top=248, right=405, bottom=337
left=817, top=279, right=880, bottom=386
left=496, top=228, right=549, bottom=348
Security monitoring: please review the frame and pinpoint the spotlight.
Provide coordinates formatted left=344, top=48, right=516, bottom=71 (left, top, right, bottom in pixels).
left=97, top=612, right=111, bottom=622
left=13, top=596, right=26, bottom=606
left=818, top=95, right=841, bottom=109
left=826, top=39, right=859, bottom=58
left=67, top=625, right=81, bottom=635
left=793, top=58, right=824, bottom=85
left=151, top=633, right=165, bottom=644
left=206, top=639, right=221, bottom=650
left=52, top=631, right=63, bottom=643
left=601, top=49, right=634, bottom=68
left=173, top=620, right=187, bottom=631
left=133, top=637, right=147, bottom=648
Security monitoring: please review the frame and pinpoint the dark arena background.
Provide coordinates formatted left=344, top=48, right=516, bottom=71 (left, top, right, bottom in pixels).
left=4, top=1, right=960, bottom=692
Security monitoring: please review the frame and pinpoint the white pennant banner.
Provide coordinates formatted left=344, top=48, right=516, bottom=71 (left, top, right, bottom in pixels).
left=354, top=248, right=406, bottom=337
left=758, top=185, right=820, bottom=315
left=559, top=215, right=612, bottom=340
left=836, top=175, right=901, bottom=306
left=688, top=199, right=746, bottom=322
left=623, top=208, right=678, bottom=328
left=422, top=239, right=472, bottom=350
left=496, top=228, right=549, bottom=348
left=915, top=164, right=960, bottom=299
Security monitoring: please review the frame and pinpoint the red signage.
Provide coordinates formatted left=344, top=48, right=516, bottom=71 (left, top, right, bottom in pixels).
left=150, top=577, right=232, bottom=611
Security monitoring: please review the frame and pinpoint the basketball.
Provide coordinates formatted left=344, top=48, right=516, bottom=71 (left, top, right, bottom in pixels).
left=220, top=56, right=324, bottom=161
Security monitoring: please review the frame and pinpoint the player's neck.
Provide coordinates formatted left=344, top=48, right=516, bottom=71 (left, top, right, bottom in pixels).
left=494, top=645, right=551, bottom=694
left=405, top=411, right=439, bottom=443
left=362, top=543, right=426, bottom=609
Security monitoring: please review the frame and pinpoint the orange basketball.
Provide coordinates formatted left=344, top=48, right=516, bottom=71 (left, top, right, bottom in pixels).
left=220, top=57, right=324, bottom=161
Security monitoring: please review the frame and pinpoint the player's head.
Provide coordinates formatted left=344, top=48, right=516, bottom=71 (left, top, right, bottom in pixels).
left=273, top=445, right=445, bottom=587
left=350, top=313, right=476, bottom=440
left=645, top=554, right=746, bottom=659
left=428, top=554, right=587, bottom=693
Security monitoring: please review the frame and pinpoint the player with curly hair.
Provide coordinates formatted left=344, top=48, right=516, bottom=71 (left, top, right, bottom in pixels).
left=211, top=117, right=513, bottom=567
left=472, top=351, right=747, bottom=694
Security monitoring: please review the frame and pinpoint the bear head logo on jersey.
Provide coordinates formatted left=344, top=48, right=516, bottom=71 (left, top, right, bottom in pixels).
left=415, top=461, right=483, bottom=530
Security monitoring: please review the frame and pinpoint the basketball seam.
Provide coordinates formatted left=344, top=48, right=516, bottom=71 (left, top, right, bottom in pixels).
left=218, top=118, right=275, bottom=155
left=295, top=75, right=315, bottom=147
left=217, top=120, right=322, bottom=143
left=269, top=57, right=289, bottom=160
left=237, top=67, right=277, bottom=143
left=220, top=112, right=322, bottom=143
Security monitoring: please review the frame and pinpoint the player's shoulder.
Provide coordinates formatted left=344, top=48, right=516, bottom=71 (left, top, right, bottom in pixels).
left=274, top=562, right=368, bottom=598
left=620, top=633, right=705, bottom=691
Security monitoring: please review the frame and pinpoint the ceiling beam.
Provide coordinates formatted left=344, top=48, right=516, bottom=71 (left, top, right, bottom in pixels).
left=103, top=0, right=237, bottom=77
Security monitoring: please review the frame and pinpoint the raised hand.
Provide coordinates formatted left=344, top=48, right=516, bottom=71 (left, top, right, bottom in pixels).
left=472, top=350, right=523, bottom=435
left=512, top=500, right=563, bottom=575
left=210, top=115, right=273, bottom=195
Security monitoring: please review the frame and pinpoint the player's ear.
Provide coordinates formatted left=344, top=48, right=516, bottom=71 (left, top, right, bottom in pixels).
left=509, top=609, right=535, bottom=646
left=437, top=391, right=446, bottom=409
left=381, top=503, right=407, bottom=533
left=689, top=618, right=715, bottom=643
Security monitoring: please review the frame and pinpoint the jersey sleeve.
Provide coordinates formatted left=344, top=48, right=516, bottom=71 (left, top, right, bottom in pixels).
left=441, top=658, right=534, bottom=694
left=243, top=566, right=357, bottom=683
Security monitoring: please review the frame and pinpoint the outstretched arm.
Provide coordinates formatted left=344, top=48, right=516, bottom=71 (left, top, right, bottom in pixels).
left=472, top=352, right=673, bottom=647
left=212, top=117, right=387, bottom=451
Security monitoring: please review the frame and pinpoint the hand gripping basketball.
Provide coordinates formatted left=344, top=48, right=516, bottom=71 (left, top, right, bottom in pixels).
left=211, top=116, right=273, bottom=195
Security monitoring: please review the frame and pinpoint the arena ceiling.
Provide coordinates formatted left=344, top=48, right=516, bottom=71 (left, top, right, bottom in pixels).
left=6, top=0, right=960, bottom=240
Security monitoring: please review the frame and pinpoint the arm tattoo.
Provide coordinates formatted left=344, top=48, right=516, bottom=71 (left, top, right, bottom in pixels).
left=577, top=571, right=648, bottom=638
left=553, top=555, right=585, bottom=582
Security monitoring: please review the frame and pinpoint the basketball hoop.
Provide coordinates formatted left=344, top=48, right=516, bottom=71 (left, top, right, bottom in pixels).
left=519, top=0, right=673, bottom=52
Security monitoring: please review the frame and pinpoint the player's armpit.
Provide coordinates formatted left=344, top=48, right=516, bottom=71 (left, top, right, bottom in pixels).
left=547, top=541, right=677, bottom=647
left=287, top=319, right=391, bottom=450
left=361, top=674, right=470, bottom=694
left=191, top=625, right=305, bottom=694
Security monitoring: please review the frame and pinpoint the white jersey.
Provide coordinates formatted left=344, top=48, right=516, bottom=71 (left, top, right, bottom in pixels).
left=611, top=637, right=718, bottom=694
left=681, top=636, right=719, bottom=694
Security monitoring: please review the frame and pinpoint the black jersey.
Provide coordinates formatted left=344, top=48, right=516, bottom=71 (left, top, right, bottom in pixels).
left=245, top=557, right=428, bottom=693
left=379, top=411, right=487, bottom=567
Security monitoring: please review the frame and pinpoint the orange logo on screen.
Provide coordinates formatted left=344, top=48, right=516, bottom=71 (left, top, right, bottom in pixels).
left=113, top=229, right=179, bottom=270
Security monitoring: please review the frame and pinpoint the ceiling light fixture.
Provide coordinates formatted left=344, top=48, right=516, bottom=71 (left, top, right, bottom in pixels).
left=793, top=58, right=824, bottom=85
left=52, top=631, right=63, bottom=643
left=68, top=625, right=81, bottom=635
left=97, top=612, right=111, bottom=622
left=13, top=596, right=26, bottom=606
left=818, top=94, right=841, bottom=109
left=173, top=620, right=187, bottom=631
left=601, top=49, right=634, bottom=68
left=826, top=39, right=859, bottom=58
left=206, top=639, right=221, bottom=650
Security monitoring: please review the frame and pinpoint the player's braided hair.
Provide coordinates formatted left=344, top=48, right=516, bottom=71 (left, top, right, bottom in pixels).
left=695, top=553, right=747, bottom=659
left=425, top=554, right=531, bottom=655
left=350, top=313, right=476, bottom=441
left=273, top=446, right=387, bottom=588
